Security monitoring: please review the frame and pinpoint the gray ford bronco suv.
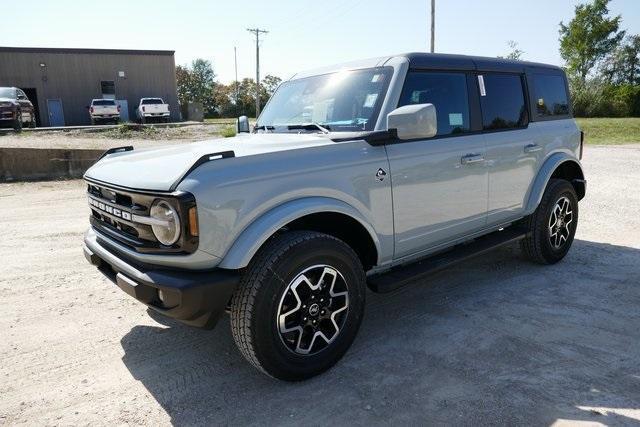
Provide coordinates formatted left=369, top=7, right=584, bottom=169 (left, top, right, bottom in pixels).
left=83, top=53, right=585, bottom=381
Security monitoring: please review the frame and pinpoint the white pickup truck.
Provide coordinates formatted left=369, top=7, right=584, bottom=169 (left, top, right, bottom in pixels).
left=136, top=98, right=170, bottom=124
left=88, top=99, right=120, bottom=125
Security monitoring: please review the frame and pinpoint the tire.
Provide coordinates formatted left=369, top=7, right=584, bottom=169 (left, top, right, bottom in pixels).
left=520, top=179, right=579, bottom=264
left=230, top=231, right=366, bottom=381
left=13, top=111, right=22, bottom=131
left=28, top=117, right=36, bottom=128
left=90, top=118, right=96, bottom=126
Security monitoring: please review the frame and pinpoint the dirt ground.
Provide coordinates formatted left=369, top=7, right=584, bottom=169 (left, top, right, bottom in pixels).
left=0, top=124, right=225, bottom=150
left=1, top=145, right=639, bottom=425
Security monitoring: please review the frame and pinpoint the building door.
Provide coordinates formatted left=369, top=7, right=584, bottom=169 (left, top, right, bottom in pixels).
left=46, top=99, right=65, bottom=127
left=116, top=100, right=129, bottom=122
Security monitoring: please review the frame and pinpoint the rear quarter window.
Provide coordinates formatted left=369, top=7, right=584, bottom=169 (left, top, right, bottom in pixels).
left=533, top=74, right=570, bottom=118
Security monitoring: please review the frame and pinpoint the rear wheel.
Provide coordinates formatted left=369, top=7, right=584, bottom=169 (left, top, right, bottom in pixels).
left=230, top=231, right=366, bottom=381
left=520, top=179, right=579, bottom=264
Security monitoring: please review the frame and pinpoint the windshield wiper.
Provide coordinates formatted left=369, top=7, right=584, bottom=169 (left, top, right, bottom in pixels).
left=286, top=123, right=331, bottom=134
left=253, top=125, right=275, bottom=132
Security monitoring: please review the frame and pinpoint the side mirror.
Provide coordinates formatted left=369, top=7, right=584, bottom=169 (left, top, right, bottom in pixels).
left=236, top=115, right=250, bottom=133
left=85, top=105, right=90, bottom=110
left=387, top=103, right=437, bottom=140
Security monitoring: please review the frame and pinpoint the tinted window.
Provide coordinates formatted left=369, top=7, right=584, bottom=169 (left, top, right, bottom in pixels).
left=93, top=100, right=116, bottom=106
left=534, top=74, right=569, bottom=117
left=141, top=99, right=163, bottom=104
left=398, top=72, right=470, bottom=136
left=480, top=74, right=528, bottom=130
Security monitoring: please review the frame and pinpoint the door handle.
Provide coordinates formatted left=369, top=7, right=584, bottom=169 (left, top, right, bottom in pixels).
left=524, top=143, right=542, bottom=153
left=461, top=153, right=485, bottom=165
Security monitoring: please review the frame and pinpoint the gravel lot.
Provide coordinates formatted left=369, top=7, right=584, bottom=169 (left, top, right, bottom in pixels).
left=1, top=145, right=639, bottom=425
left=0, top=124, right=224, bottom=150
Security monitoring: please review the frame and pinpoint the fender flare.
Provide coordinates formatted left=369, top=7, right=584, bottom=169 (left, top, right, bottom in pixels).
left=218, top=197, right=381, bottom=270
left=524, top=152, right=585, bottom=215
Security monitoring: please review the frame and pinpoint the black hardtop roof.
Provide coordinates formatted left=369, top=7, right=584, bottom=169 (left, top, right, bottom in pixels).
left=400, top=52, right=563, bottom=73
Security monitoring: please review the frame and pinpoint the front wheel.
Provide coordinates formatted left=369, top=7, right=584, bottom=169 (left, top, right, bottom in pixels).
left=13, top=111, right=22, bottom=131
left=230, top=231, right=366, bottom=381
left=520, top=179, right=579, bottom=264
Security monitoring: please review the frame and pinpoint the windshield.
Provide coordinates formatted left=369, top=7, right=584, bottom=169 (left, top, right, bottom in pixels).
left=257, top=67, right=392, bottom=133
left=141, top=98, right=163, bottom=104
left=0, top=88, right=15, bottom=99
left=93, top=100, right=116, bottom=106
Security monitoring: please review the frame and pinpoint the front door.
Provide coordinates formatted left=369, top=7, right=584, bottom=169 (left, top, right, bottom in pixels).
left=46, top=99, right=65, bottom=127
left=387, top=71, right=488, bottom=260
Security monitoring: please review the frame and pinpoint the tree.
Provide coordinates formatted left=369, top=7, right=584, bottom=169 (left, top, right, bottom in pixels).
left=262, top=75, right=282, bottom=97
left=602, top=35, right=640, bottom=85
left=175, top=59, right=217, bottom=115
left=559, top=0, right=625, bottom=85
left=503, top=40, right=524, bottom=60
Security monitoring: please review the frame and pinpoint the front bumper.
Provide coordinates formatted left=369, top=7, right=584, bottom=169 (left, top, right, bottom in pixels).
left=84, top=229, right=239, bottom=329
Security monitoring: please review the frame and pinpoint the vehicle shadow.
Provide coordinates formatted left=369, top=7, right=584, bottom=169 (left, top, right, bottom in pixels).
left=120, top=239, right=640, bottom=425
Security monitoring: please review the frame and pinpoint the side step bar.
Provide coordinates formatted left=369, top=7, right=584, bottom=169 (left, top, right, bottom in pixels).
left=367, top=227, right=529, bottom=293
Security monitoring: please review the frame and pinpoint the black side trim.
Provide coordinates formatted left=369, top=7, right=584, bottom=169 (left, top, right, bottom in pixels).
left=169, top=150, right=235, bottom=191
left=98, top=145, right=133, bottom=161
left=368, top=227, right=529, bottom=293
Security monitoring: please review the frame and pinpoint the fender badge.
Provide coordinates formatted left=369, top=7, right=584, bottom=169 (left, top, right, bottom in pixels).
left=375, top=168, right=387, bottom=181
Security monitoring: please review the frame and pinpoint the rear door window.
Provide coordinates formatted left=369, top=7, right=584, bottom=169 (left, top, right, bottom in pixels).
left=398, top=72, right=471, bottom=136
left=93, top=100, right=116, bottom=106
left=533, top=74, right=569, bottom=118
left=479, top=73, right=528, bottom=130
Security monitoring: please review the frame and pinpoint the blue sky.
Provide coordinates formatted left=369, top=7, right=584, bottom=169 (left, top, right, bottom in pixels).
left=4, top=0, right=639, bottom=82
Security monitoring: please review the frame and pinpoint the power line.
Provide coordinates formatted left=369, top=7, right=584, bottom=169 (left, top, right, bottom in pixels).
left=247, top=28, right=268, bottom=117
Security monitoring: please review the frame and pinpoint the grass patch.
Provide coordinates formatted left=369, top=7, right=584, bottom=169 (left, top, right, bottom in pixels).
left=220, top=126, right=236, bottom=138
left=576, top=118, right=640, bottom=145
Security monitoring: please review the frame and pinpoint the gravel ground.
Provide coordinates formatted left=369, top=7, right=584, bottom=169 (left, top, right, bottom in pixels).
left=1, top=145, right=639, bottom=425
left=0, top=124, right=224, bottom=150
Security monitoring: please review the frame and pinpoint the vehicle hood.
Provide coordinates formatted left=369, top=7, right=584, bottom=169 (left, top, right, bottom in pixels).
left=84, top=132, right=335, bottom=191
left=0, top=97, right=16, bottom=104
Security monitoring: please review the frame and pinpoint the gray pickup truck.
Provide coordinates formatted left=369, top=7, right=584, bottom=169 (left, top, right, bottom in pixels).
left=83, top=53, right=585, bottom=381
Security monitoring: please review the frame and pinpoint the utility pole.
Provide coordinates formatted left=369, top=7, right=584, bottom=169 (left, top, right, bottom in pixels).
left=430, top=0, right=435, bottom=53
left=234, top=46, right=239, bottom=116
left=247, top=28, right=268, bottom=117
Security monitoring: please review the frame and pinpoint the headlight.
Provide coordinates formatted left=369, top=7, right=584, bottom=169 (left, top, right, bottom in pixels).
left=149, top=200, right=181, bottom=245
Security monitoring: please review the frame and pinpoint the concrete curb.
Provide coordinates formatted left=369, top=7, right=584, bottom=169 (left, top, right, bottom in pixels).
left=0, top=147, right=103, bottom=182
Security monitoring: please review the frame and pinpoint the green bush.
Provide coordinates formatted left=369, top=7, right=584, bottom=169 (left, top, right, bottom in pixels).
left=571, top=81, right=640, bottom=117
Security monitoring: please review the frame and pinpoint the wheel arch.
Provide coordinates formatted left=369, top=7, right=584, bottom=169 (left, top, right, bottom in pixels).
left=218, top=197, right=381, bottom=271
left=524, top=153, right=585, bottom=215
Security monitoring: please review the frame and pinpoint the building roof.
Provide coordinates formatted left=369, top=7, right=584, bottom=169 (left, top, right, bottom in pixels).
left=0, top=46, right=174, bottom=56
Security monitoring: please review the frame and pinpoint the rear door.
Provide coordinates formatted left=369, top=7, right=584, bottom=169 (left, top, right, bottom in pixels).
left=386, top=71, right=488, bottom=260
left=479, top=73, right=540, bottom=226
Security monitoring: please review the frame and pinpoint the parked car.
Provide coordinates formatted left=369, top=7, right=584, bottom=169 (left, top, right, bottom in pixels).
left=82, top=53, right=586, bottom=381
left=0, top=87, right=36, bottom=130
left=88, top=99, right=120, bottom=125
left=136, top=98, right=170, bottom=124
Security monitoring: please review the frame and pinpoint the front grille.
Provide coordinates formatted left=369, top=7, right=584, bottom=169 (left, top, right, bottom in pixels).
left=86, top=181, right=198, bottom=254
